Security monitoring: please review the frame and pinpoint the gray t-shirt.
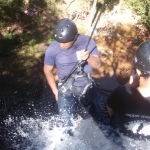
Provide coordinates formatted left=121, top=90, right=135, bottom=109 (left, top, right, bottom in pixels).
left=44, top=34, right=99, bottom=86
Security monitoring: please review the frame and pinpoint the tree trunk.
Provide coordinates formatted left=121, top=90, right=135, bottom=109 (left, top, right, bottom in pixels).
left=89, top=0, right=98, bottom=27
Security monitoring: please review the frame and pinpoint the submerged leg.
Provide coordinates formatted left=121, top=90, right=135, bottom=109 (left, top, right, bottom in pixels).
left=81, top=83, right=111, bottom=125
left=80, top=83, right=124, bottom=147
left=58, top=90, right=79, bottom=127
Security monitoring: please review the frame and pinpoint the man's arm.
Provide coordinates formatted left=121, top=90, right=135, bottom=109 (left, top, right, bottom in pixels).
left=80, top=50, right=101, bottom=69
left=106, top=87, right=119, bottom=118
left=106, top=105, right=114, bottom=118
left=125, top=70, right=139, bottom=88
left=44, top=64, right=58, bottom=101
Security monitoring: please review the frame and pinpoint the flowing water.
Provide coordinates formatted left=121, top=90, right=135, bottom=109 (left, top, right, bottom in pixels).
left=1, top=85, right=150, bottom=150
left=2, top=112, right=150, bottom=150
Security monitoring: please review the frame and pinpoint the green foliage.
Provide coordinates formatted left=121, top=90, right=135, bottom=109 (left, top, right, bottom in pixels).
left=46, top=36, right=54, bottom=43
left=0, top=34, right=21, bottom=56
left=49, top=26, right=54, bottom=31
left=0, top=0, right=23, bottom=28
left=0, top=0, right=48, bottom=28
left=78, top=27, right=87, bottom=34
left=104, top=0, right=120, bottom=11
left=127, top=0, right=150, bottom=27
left=28, top=0, right=47, bottom=7
left=45, top=0, right=59, bottom=12
left=98, top=0, right=104, bottom=3
left=45, top=0, right=60, bottom=3
left=28, top=38, right=40, bottom=53
left=29, top=39, right=38, bottom=46
left=37, top=17, right=43, bottom=25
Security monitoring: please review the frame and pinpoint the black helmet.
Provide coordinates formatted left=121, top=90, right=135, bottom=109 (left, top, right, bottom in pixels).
left=134, top=41, right=150, bottom=75
left=53, top=18, right=78, bottom=43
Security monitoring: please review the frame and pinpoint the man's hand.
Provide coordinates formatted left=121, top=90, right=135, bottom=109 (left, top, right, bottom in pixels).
left=80, top=50, right=90, bottom=60
left=76, top=49, right=100, bottom=69
left=76, top=50, right=90, bottom=61
left=54, top=90, right=58, bottom=101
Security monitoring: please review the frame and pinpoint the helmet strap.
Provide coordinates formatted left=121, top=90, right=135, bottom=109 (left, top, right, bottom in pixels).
left=73, top=34, right=79, bottom=42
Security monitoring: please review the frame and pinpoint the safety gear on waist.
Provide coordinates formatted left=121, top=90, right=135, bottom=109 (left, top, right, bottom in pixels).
left=58, top=73, right=93, bottom=97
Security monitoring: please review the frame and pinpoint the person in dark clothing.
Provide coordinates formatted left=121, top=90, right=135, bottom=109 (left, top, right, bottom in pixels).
left=107, top=41, right=150, bottom=138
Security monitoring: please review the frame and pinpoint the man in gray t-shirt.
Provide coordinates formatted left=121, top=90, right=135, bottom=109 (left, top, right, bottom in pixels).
left=44, top=18, right=102, bottom=128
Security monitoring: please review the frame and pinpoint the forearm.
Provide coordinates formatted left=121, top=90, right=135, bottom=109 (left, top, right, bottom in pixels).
left=106, top=105, right=114, bottom=118
left=79, top=50, right=100, bottom=69
left=87, top=54, right=101, bottom=69
left=44, top=71, right=58, bottom=96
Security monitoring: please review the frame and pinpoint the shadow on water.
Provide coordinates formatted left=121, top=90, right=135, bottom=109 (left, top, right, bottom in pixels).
left=0, top=52, right=58, bottom=149
left=0, top=1, right=60, bottom=148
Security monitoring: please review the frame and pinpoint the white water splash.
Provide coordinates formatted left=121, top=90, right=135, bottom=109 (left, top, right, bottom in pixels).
left=3, top=114, right=150, bottom=150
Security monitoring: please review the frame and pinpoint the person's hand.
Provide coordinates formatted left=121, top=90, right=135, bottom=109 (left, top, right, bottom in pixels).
left=54, top=90, right=58, bottom=101
left=55, top=94, right=58, bottom=101
left=80, top=50, right=90, bottom=60
left=128, top=70, right=140, bottom=87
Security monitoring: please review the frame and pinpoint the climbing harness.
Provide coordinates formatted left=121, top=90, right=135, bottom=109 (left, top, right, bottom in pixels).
left=58, top=60, right=93, bottom=97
